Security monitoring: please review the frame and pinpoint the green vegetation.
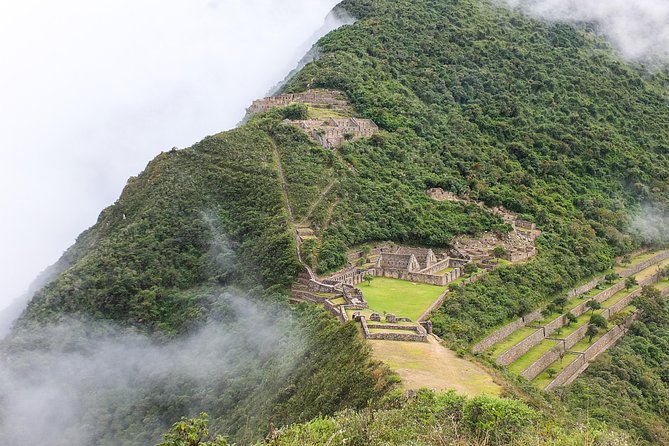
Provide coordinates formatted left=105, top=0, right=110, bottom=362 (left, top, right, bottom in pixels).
left=509, top=340, right=559, bottom=374
left=560, top=288, right=669, bottom=444
left=361, top=277, right=445, bottom=320
left=490, top=327, right=537, bottom=357
left=290, top=0, right=667, bottom=343
left=247, top=389, right=625, bottom=445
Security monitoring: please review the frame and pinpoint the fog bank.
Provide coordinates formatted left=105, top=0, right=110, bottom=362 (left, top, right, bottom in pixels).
left=0, top=0, right=346, bottom=312
left=631, top=204, right=669, bottom=245
left=0, top=296, right=305, bottom=445
left=499, top=0, right=669, bottom=63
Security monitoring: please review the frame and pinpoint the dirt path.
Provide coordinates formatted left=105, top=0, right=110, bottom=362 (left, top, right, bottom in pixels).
left=269, top=136, right=314, bottom=275
left=370, top=336, right=501, bottom=397
left=269, top=137, right=295, bottom=223
left=300, top=179, right=336, bottom=225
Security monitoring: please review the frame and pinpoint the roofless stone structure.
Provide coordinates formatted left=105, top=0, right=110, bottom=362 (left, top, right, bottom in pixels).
left=248, top=89, right=379, bottom=148
left=290, top=117, right=379, bottom=149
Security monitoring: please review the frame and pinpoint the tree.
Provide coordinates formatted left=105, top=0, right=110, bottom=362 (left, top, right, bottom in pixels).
left=363, top=274, right=374, bottom=286
left=604, top=273, right=620, bottom=284
left=492, top=246, right=508, bottom=261
left=553, top=296, right=568, bottom=313
left=565, top=312, right=578, bottom=326
left=547, top=368, right=557, bottom=378
left=625, top=276, right=638, bottom=290
left=463, top=262, right=479, bottom=275
left=586, top=299, right=601, bottom=314
left=586, top=324, right=599, bottom=343
left=661, top=266, right=669, bottom=279
left=589, top=314, right=607, bottom=329
left=157, top=413, right=230, bottom=446
left=609, top=312, right=627, bottom=327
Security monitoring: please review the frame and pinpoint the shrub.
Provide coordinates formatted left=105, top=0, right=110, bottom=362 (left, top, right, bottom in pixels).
left=463, top=395, right=539, bottom=445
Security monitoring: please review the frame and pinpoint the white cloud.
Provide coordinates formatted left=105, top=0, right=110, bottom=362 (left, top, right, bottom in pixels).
left=500, top=0, right=669, bottom=62
left=0, top=0, right=344, bottom=311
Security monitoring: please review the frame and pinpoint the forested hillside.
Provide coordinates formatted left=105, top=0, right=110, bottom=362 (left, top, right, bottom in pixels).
left=4, top=0, right=669, bottom=444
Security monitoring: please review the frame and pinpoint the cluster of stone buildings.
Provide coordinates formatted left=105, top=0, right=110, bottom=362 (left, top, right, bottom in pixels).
left=289, top=117, right=379, bottom=149
left=249, top=89, right=349, bottom=114
left=427, top=188, right=539, bottom=263
left=248, top=89, right=380, bottom=149
left=324, top=244, right=470, bottom=288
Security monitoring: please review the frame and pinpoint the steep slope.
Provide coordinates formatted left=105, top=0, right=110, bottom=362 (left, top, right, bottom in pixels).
left=2, top=115, right=395, bottom=445
left=5, top=0, right=669, bottom=444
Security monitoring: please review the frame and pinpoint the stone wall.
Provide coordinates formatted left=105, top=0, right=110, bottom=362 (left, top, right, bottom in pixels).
left=366, top=324, right=422, bottom=332
left=571, top=281, right=626, bottom=317
left=602, top=288, right=642, bottom=319
left=544, top=353, right=587, bottom=390
left=496, top=328, right=546, bottom=366
left=366, top=332, right=428, bottom=342
left=417, top=258, right=451, bottom=275
left=474, top=274, right=605, bottom=354
left=358, top=317, right=427, bottom=342
left=508, top=249, right=537, bottom=262
left=621, top=250, right=669, bottom=277
left=568, top=277, right=602, bottom=298
left=375, top=268, right=462, bottom=286
left=520, top=343, right=565, bottom=380
left=472, top=309, right=543, bottom=353
left=545, top=312, right=640, bottom=390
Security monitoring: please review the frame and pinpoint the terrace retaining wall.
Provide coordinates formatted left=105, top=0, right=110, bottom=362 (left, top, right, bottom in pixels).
left=545, top=312, right=640, bottom=390
left=621, top=250, right=669, bottom=277
left=497, top=328, right=546, bottom=366
left=472, top=310, right=543, bottom=353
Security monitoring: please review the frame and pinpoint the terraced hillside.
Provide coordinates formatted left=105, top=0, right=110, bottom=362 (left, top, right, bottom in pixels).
left=477, top=250, right=669, bottom=389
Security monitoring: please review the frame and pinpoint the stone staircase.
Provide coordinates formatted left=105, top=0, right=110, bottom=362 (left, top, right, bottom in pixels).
left=289, top=270, right=332, bottom=304
left=296, top=225, right=316, bottom=241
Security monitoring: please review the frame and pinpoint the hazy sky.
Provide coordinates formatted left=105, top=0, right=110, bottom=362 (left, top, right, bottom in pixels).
left=0, top=0, right=342, bottom=311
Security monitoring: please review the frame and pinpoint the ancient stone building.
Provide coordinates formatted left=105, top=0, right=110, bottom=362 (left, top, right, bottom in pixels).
left=248, top=89, right=350, bottom=114
left=376, top=253, right=422, bottom=272
left=395, top=247, right=437, bottom=270
left=290, top=117, right=379, bottom=148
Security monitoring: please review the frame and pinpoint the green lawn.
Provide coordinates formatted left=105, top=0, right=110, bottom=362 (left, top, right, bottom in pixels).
left=655, top=280, right=669, bottom=291
left=534, top=353, right=580, bottom=389
left=361, top=277, right=446, bottom=321
left=307, top=105, right=352, bottom=119
left=491, top=327, right=538, bottom=357
left=509, top=340, right=559, bottom=374
left=613, top=251, right=659, bottom=273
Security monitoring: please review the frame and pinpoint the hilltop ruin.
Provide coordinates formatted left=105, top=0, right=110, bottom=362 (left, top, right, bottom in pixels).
left=248, top=89, right=379, bottom=148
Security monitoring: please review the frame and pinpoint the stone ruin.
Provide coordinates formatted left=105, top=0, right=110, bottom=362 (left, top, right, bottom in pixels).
left=247, top=89, right=379, bottom=149
left=427, top=188, right=540, bottom=263
left=249, top=89, right=350, bottom=114
left=372, top=246, right=468, bottom=287
left=385, top=313, right=397, bottom=323
left=369, top=312, right=382, bottom=322
left=289, top=117, right=379, bottom=149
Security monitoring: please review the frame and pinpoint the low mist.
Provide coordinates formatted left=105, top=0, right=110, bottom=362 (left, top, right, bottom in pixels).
left=0, top=295, right=305, bottom=445
left=631, top=204, right=669, bottom=245
left=0, top=0, right=346, bottom=313
left=499, top=0, right=669, bottom=63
